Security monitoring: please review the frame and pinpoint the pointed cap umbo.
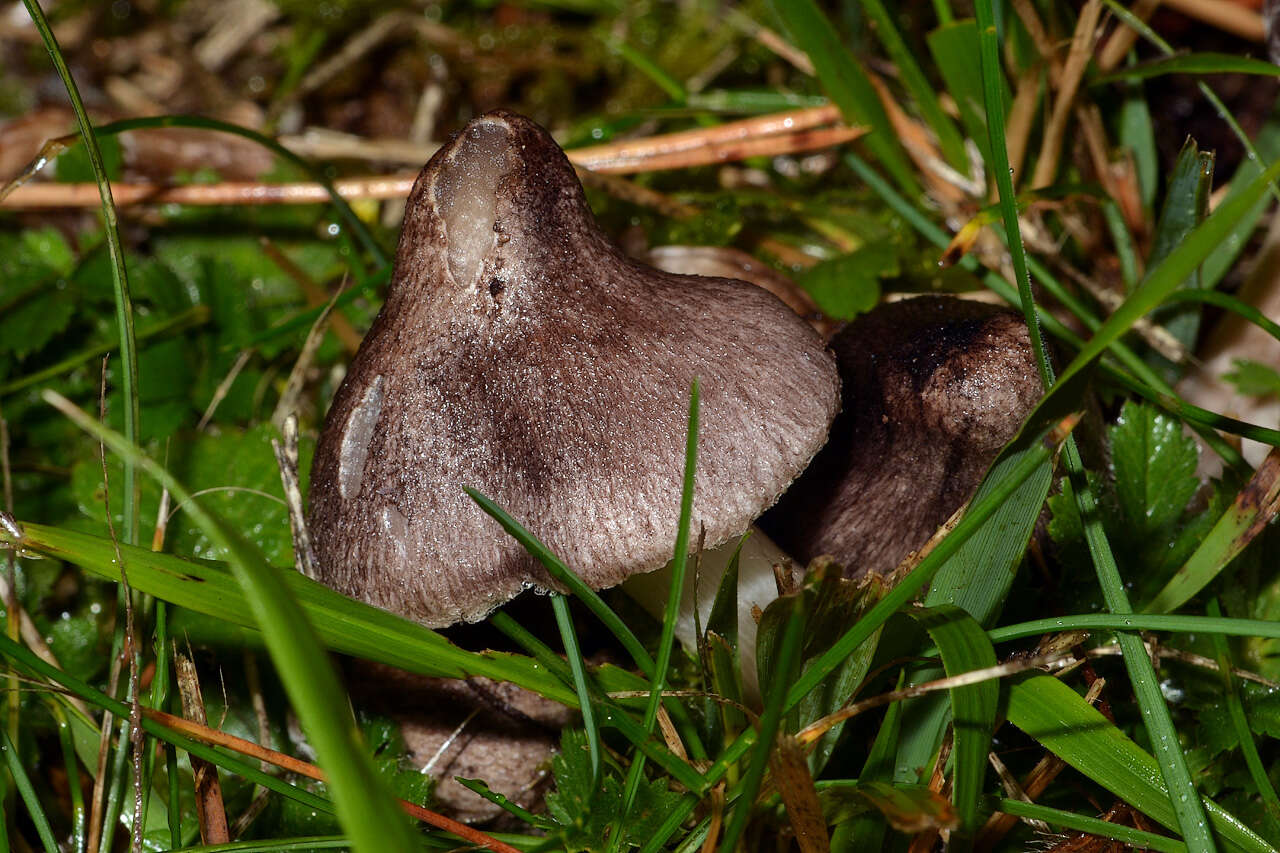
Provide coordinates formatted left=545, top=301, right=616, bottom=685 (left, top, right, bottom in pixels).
left=308, top=110, right=839, bottom=627
left=760, top=295, right=1042, bottom=577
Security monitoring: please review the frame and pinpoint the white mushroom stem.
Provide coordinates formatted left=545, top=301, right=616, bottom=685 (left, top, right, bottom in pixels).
left=621, top=526, right=797, bottom=704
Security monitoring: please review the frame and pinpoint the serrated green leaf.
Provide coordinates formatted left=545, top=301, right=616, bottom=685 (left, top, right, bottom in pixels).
left=546, top=729, right=626, bottom=852
left=1111, top=401, right=1199, bottom=536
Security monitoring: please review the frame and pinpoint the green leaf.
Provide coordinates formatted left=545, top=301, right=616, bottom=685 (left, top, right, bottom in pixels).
left=44, top=391, right=417, bottom=851
left=928, top=19, right=1010, bottom=169
left=546, top=729, right=677, bottom=851
left=1006, top=674, right=1273, bottom=853
left=794, top=244, right=894, bottom=320
left=0, top=227, right=79, bottom=361
left=1224, top=359, right=1280, bottom=397
left=1110, top=401, right=1200, bottom=537
left=910, top=606, right=998, bottom=834
left=72, top=423, right=309, bottom=567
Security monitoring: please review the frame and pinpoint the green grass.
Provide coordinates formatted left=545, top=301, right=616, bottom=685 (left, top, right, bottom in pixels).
left=3, top=1, right=1280, bottom=851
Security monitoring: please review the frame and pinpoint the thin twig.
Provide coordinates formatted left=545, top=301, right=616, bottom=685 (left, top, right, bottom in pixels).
left=1, top=105, right=865, bottom=209
left=176, top=652, right=230, bottom=844
left=141, top=706, right=522, bottom=853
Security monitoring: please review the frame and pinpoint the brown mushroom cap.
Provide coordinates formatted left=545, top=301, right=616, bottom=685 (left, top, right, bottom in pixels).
left=308, top=111, right=839, bottom=627
left=760, top=295, right=1042, bottom=577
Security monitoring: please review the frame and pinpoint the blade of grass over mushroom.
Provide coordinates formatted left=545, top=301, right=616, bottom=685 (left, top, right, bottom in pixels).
left=466, top=488, right=652, bottom=675
left=781, top=412, right=1079, bottom=714
left=11, top=520, right=574, bottom=701
left=1144, top=448, right=1280, bottom=615
left=485, top=610, right=708, bottom=794
left=1093, top=52, right=1280, bottom=84
left=1006, top=674, right=1272, bottom=853
left=2, top=726, right=57, bottom=853
left=616, top=380, right=700, bottom=837
left=23, top=0, right=140, bottom=543
left=909, top=606, right=998, bottom=837
left=973, top=0, right=1051, bottom=384
left=550, top=593, right=602, bottom=785
left=765, top=0, right=920, bottom=196
left=859, top=0, right=967, bottom=169
left=717, top=592, right=804, bottom=853
left=42, top=391, right=416, bottom=852
left=991, top=799, right=1187, bottom=853
left=895, top=430, right=1056, bottom=798
left=0, top=635, right=335, bottom=817
left=1208, top=598, right=1280, bottom=821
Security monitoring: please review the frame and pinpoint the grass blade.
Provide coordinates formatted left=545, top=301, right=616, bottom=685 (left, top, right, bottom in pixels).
left=766, top=0, right=921, bottom=196
left=1143, top=449, right=1280, bottom=614
left=859, top=0, right=967, bottom=169
left=8, top=519, right=574, bottom=702
left=2, top=725, right=58, bottom=852
left=617, top=381, right=700, bottom=833
left=992, top=798, right=1187, bottom=852
left=466, top=488, right=652, bottom=675
left=911, top=606, right=998, bottom=836
left=718, top=593, right=804, bottom=851
left=23, top=0, right=140, bottom=543
left=41, top=391, right=416, bottom=853
left=1094, top=52, right=1280, bottom=83
left=551, top=593, right=602, bottom=784
left=1006, top=674, right=1271, bottom=853
left=1207, top=599, right=1280, bottom=824
left=0, top=634, right=335, bottom=816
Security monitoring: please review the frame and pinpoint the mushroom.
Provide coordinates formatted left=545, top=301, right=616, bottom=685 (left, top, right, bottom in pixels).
left=645, top=245, right=837, bottom=338
left=348, top=665, right=573, bottom=824
left=759, top=295, right=1042, bottom=576
left=307, top=109, right=839, bottom=628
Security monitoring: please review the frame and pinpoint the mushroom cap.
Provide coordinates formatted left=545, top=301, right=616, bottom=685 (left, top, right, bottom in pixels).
left=308, top=111, right=839, bottom=627
left=760, top=295, right=1042, bottom=577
